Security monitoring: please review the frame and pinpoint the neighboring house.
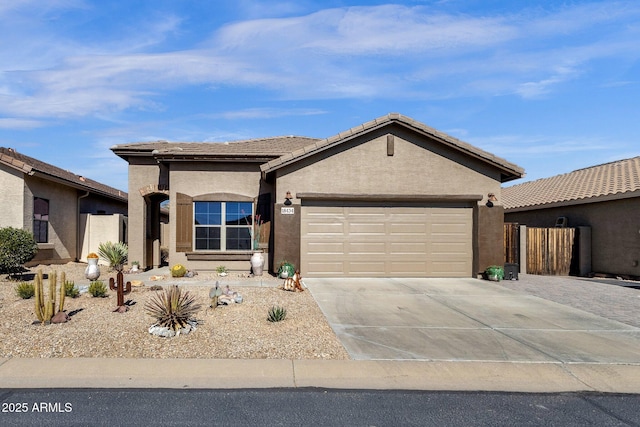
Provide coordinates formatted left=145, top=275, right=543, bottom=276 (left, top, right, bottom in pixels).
left=0, top=147, right=128, bottom=265
left=503, top=157, right=640, bottom=277
left=111, top=113, right=524, bottom=278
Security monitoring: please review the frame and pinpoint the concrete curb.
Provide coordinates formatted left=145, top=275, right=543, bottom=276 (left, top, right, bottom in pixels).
left=1, top=358, right=639, bottom=393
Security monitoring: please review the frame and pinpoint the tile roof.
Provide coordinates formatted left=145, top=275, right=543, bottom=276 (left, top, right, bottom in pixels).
left=503, top=156, right=640, bottom=211
left=0, top=147, right=127, bottom=202
left=111, top=113, right=524, bottom=183
left=111, top=136, right=320, bottom=160
left=260, top=113, right=524, bottom=183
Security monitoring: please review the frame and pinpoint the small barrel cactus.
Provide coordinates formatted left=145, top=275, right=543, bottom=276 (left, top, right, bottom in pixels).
left=171, top=264, right=187, bottom=277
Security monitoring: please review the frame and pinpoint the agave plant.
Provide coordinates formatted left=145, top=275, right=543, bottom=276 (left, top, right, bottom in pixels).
left=145, top=285, right=202, bottom=331
left=97, top=241, right=128, bottom=272
left=267, top=305, right=287, bottom=322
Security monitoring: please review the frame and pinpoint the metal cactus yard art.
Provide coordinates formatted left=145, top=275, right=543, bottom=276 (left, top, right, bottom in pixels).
left=109, top=271, right=131, bottom=312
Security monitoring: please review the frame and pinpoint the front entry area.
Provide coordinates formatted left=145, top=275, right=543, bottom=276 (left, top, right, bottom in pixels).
left=300, top=205, right=473, bottom=277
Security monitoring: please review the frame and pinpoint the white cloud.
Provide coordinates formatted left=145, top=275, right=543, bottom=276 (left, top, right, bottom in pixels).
left=0, top=118, right=46, bottom=129
left=472, top=134, right=614, bottom=156
left=210, top=108, right=327, bottom=120
left=1, top=1, right=640, bottom=119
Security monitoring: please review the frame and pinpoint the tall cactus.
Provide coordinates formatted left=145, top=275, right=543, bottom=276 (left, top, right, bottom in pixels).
left=109, top=271, right=131, bottom=313
left=34, top=269, right=66, bottom=324
left=59, top=272, right=66, bottom=313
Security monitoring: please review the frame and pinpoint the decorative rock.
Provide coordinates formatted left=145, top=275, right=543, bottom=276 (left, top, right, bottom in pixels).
left=148, top=321, right=197, bottom=338
left=51, top=311, right=69, bottom=324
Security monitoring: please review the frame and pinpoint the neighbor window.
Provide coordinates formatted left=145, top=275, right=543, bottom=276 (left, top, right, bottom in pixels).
left=33, top=197, right=49, bottom=243
left=194, top=201, right=253, bottom=251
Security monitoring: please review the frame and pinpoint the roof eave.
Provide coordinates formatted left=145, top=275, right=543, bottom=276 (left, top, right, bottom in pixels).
left=0, top=153, right=34, bottom=175
left=504, top=189, right=640, bottom=212
left=30, top=171, right=127, bottom=203
left=152, top=154, right=280, bottom=163
left=261, top=114, right=526, bottom=180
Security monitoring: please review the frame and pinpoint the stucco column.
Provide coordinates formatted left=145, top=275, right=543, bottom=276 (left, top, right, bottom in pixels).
left=474, top=204, right=504, bottom=277
left=519, top=225, right=527, bottom=274
left=272, top=203, right=301, bottom=274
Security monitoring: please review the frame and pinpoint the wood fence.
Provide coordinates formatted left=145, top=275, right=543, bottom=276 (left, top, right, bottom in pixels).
left=526, top=227, right=575, bottom=275
left=503, top=224, right=577, bottom=275
left=503, top=223, right=520, bottom=265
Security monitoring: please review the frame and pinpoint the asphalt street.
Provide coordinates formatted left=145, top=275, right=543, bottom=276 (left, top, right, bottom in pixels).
left=2, top=388, right=639, bottom=426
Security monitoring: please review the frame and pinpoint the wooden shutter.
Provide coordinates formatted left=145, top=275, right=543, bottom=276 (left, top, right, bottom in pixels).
left=175, top=193, right=193, bottom=252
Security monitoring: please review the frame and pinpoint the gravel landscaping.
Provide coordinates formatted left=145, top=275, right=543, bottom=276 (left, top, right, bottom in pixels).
left=0, top=262, right=349, bottom=360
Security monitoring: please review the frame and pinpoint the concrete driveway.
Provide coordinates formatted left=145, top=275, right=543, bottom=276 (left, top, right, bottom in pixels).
left=304, top=277, right=640, bottom=363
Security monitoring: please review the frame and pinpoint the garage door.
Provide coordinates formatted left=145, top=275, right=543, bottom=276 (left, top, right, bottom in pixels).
left=301, top=206, right=472, bottom=277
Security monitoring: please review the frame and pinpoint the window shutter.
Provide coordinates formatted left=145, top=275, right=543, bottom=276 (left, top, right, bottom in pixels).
left=175, top=193, right=193, bottom=252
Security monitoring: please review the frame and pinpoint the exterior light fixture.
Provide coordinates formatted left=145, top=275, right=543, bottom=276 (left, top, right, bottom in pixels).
left=486, top=193, right=497, bottom=208
left=284, top=191, right=292, bottom=205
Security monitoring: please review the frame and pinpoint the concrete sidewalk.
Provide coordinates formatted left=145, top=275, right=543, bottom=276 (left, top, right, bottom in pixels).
left=1, top=358, right=639, bottom=393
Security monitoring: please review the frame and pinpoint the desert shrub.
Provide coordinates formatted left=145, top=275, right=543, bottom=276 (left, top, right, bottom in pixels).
left=145, top=285, right=202, bottom=331
left=65, top=280, right=79, bottom=298
left=277, top=261, right=295, bottom=278
left=170, top=264, right=186, bottom=277
left=89, top=280, right=107, bottom=297
left=267, top=306, right=287, bottom=322
left=97, top=241, right=128, bottom=271
left=0, top=227, right=38, bottom=277
left=15, top=282, right=35, bottom=299
left=485, top=265, right=505, bottom=281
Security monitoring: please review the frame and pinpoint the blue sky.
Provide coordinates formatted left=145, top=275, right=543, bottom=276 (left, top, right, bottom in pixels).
left=1, top=0, right=639, bottom=192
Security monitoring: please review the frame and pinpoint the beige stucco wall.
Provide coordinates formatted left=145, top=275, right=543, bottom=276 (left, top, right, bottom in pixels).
left=126, top=158, right=165, bottom=269
left=272, top=130, right=507, bottom=277
left=0, top=164, right=25, bottom=228
left=79, top=213, right=128, bottom=264
left=275, top=131, right=502, bottom=204
left=24, top=175, right=78, bottom=264
left=168, top=162, right=266, bottom=270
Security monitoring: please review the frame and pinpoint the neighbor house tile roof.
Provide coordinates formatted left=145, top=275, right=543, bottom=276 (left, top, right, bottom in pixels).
left=0, top=147, right=127, bottom=202
left=503, top=156, right=640, bottom=211
left=260, top=113, right=525, bottom=183
left=111, top=136, right=320, bottom=160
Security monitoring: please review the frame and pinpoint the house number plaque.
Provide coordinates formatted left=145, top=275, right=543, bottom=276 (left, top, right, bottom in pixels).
left=281, top=207, right=295, bottom=215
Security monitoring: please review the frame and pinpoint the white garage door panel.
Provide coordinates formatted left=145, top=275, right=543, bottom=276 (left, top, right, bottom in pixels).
left=301, top=206, right=472, bottom=277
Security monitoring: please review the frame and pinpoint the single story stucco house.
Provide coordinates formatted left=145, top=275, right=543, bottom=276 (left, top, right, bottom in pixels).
left=503, top=156, right=640, bottom=278
left=111, top=113, right=524, bottom=277
left=0, top=147, right=128, bottom=265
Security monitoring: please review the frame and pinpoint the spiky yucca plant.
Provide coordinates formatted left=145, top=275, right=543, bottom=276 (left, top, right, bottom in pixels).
left=145, top=285, right=202, bottom=331
left=267, top=306, right=287, bottom=322
left=98, top=241, right=128, bottom=272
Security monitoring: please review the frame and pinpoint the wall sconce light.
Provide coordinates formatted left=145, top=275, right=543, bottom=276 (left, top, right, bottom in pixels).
left=486, top=193, right=497, bottom=208
left=284, top=191, right=292, bottom=205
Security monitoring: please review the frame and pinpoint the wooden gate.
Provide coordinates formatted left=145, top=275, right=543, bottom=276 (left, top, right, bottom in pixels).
left=503, top=223, right=520, bottom=265
left=526, top=227, right=576, bottom=275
